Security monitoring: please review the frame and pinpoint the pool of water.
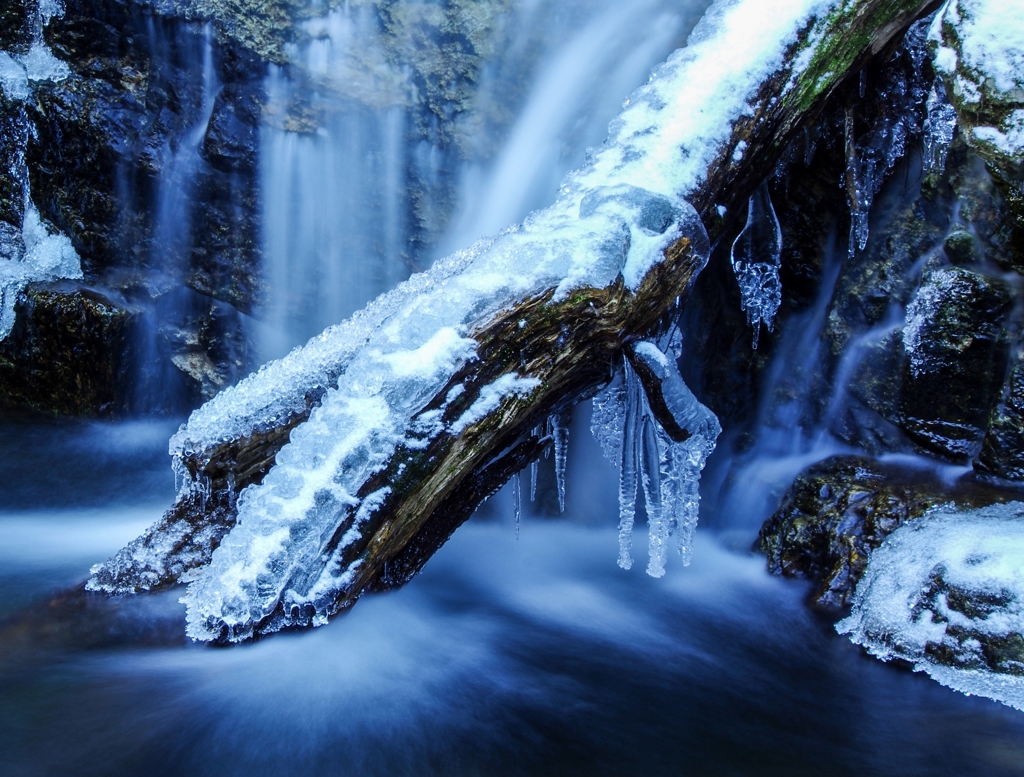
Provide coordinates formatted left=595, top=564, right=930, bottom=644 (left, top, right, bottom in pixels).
left=1, top=411, right=1023, bottom=777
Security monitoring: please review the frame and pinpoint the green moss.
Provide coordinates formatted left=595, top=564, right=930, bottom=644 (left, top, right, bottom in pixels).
left=789, top=0, right=928, bottom=114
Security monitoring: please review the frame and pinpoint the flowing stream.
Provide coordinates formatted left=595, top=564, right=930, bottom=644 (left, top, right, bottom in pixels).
left=3, top=1, right=1024, bottom=774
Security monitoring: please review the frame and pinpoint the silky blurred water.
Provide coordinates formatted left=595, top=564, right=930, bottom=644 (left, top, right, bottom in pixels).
left=5, top=1, right=1024, bottom=773
left=2, top=409, right=1024, bottom=777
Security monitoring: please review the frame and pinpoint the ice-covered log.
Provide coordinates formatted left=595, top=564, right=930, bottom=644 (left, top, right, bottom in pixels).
left=88, top=0, right=936, bottom=643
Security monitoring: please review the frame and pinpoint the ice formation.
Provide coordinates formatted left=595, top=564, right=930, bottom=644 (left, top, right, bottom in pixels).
left=90, top=0, right=847, bottom=641
left=0, top=0, right=82, bottom=340
left=838, top=503, right=1024, bottom=712
left=591, top=340, right=720, bottom=577
left=730, top=181, right=782, bottom=349
left=842, top=17, right=931, bottom=257
left=923, top=80, right=958, bottom=174
left=551, top=412, right=570, bottom=513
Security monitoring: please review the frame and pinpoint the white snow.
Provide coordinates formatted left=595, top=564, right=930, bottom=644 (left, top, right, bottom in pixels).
left=973, top=109, right=1024, bottom=156
left=449, top=373, right=541, bottom=435
left=838, top=502, right=1024, bottom=712
left=929, top=0, right=1024, bottom=162
left=931, top=0, right=1024, bottom=97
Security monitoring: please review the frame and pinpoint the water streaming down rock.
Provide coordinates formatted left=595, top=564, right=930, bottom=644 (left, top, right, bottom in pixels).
left=258, top=7, right=410, bottom=360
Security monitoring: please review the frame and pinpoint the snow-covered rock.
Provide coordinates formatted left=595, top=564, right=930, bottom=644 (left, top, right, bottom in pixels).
left=838, top=502, right=1024, bottom=711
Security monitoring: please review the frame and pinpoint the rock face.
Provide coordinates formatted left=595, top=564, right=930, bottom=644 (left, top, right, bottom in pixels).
left=900, top=266, right=1011, bottom=459
left=930, top=0, right=1024, bottom=240
left=0, top=0, right=550, bottom=415
left=0, top=282, right=137, bottom=415
left=759, top=455, right=1019, bottom=609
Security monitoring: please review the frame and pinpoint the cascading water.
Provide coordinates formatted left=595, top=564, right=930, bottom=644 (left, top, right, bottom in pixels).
left=257, top=0, right=702, bottom=360
left=257, top=8, right=410, bottom=359
left=4, top=1, right=1024, bottom=772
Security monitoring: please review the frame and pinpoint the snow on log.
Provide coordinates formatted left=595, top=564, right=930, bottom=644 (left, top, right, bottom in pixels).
left=88, top=0, right=936, bottom=643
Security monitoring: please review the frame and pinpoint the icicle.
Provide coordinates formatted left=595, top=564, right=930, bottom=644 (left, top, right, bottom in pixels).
left=595, top=344, right=721, bottom=575
left=591, top=373, right=626, bottom=466
left=617, top=361, right=642, bottom=570
left=730, top=180, right=782, bottom=349
left=512, top=472, right=521, bottom=539
left=629, top=341, right=722, bottom=569
left=530, top=424, right=541, bottom=501
left=923, top=79, right=957, bottom=175
left=844, top=103, right=870, bottom=257
left=641, top=415, right=668, bottom=578
left=551, top=411, right=569, bottom=513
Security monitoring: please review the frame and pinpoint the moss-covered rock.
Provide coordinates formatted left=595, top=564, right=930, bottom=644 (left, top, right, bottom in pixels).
left=930, top=0, right=1024, bottom=231
left=0, top=282, right=138, bottom=416
left=759, top=454, right=1017, bottom=609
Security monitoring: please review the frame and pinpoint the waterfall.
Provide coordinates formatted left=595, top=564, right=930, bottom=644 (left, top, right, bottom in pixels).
left=257, top=0, right=703, bottom=359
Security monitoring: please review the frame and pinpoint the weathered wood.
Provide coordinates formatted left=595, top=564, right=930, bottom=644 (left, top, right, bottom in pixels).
left=89, top=0, right=938, bottom=641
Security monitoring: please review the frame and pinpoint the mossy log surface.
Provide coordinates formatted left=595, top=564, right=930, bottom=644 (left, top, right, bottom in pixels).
left=76, top=0, right=937, bottom=644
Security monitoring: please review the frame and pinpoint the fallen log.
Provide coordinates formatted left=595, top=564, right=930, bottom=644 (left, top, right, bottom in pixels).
left=88, top=0, right=937, bottom=643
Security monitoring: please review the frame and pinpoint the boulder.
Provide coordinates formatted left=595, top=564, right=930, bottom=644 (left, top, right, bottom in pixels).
left=837, top=503, right=1024, bottom=710
left=759, top=454, right=1017, bottom=609
left=0, top=281, right=137, bottom=416
left=899, top=265, right=1011, bottom=460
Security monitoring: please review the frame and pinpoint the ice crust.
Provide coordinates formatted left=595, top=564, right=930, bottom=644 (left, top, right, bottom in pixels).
left=0, top=0, right=82, bottom=340
left=158, top=0, right=837, bottom=640
left=923, top=79, right=958, bottom=173
left=592, top=340, right=720, bottom=577
left=838, top=503, right=1024, bottom=711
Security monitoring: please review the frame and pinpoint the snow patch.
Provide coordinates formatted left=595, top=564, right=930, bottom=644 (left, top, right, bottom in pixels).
left=838, top=502, right=1024, bottom=712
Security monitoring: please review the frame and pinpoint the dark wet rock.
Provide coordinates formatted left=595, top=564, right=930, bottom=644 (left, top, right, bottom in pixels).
left=201, top=81, right=262, bottom=173
left=0, top=0, right=34, bottom=54
left=27, top=74, right=150, bottom=273
left=758, top=454, right=1018, bottom=610
left=0, top=96, right=28, bottom=256
left=0, top=1, right=270, bottom=416
left=942, top=228, right=979, bottom=265
left=946, top=140, right=1024, bottom=274
left=977, top=347, right=1024, bottom=480
left=0, top=282, right=138, bottom=416
left=899, top=266, right=1011, bottom=460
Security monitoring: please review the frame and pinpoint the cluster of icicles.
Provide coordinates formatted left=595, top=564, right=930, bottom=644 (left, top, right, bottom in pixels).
left=726, top=13, right=960, bottom=351
left=509, top=333, right=720, bottom=578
